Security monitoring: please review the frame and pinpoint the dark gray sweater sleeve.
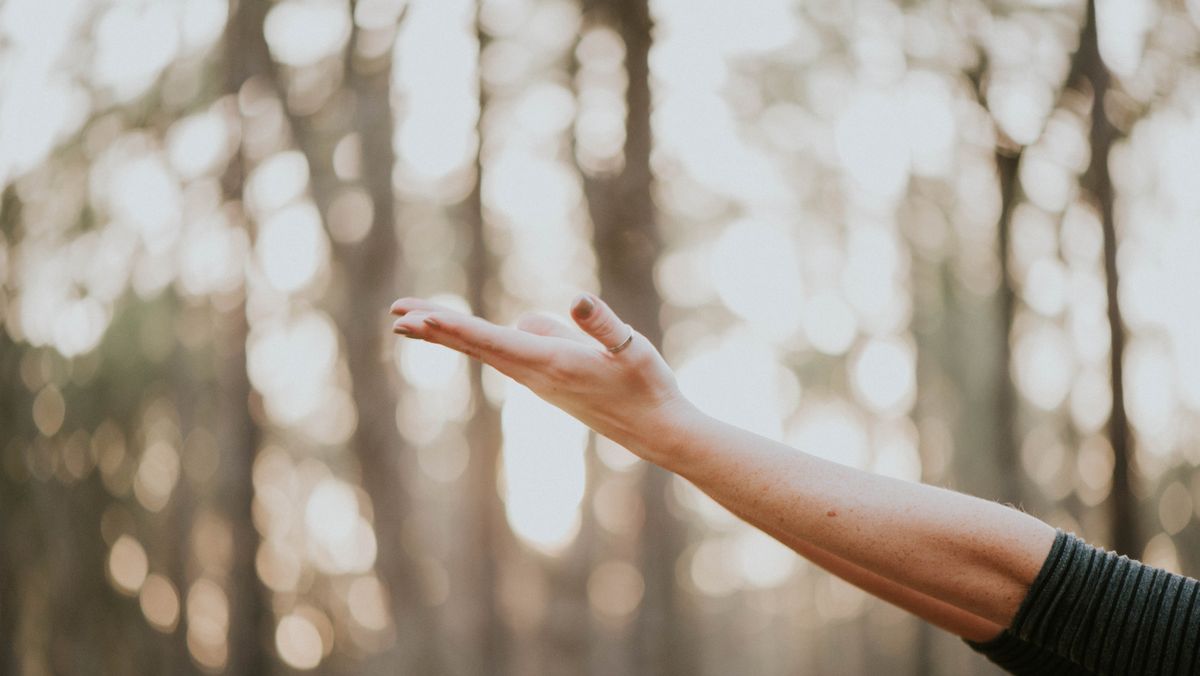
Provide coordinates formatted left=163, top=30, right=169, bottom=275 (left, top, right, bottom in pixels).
left=966, top=629, right=1090, bottom=675
left=967, top=529, right=1200, bottom=675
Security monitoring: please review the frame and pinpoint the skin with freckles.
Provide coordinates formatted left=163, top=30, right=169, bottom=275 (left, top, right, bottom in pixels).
left=389, top=293, right=1056, bottom=640
left=755, top=519, right=1004, bottom=642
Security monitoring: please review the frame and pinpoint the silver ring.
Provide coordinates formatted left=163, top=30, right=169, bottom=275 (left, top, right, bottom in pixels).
left=608, top=327, right=634, bottom=354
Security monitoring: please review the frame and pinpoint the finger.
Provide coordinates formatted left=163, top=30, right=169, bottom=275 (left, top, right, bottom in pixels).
left=570, top=293, right=631, bottom=351
left=390, top=297, right=459, bottom=317
left=393, top=312, right=526, bottom=381
left=516, top=311, right=594, bottom=346
left=394, top=310, right=555, bottom=368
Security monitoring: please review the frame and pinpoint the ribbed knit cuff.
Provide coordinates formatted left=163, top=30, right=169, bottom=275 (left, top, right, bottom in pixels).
left=964, top=628, right=1088, bottom=675
left=1009, top=529, right=1200, bottom=674
left=971, top=528, right=1200, bottom=674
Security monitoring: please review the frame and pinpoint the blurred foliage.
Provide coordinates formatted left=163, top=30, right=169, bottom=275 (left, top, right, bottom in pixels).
left=2, top=0, right=1200, bottom=674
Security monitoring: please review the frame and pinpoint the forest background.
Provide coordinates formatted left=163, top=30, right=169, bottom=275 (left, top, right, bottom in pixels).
left=2, top=0, right=1199, bottom=674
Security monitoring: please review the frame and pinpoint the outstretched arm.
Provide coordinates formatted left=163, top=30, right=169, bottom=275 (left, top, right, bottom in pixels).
left=390, top=294, right=1055, bottom=631
left=664, top=407, right=1055, bottom=626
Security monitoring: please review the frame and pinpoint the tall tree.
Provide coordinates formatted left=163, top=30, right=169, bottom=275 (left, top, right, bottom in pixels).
left=219, top=0, right=275, bottom=672
left=335, top=8, right=444, bottom=673
left=459, top=8, right=511, bottom=674
left=255, top=3, right=443, bottom=669
left=964, top=49, right=1032, bottom=510
left=578, top=0, right=694, bottom=673
left=0, top=185, right=24, bottom=675
left=991, top=136, right=1024, bottom=509
left=260, top=3, right=448, bottom=672
left=1072, top=0, right=1137, bottom=555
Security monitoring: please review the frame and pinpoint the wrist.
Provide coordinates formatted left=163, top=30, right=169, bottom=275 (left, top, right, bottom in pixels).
left=629, top=395, right=707, bottom=472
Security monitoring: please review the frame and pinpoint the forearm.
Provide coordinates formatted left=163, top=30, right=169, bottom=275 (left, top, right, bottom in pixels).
left=751, top=517, right=1003, bottom=642
left=654, top=406, right=1056, bottom=627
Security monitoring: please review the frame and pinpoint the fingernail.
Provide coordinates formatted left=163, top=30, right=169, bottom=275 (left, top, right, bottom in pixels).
left=423, top=315, right=441, bottom=328
left=394, top=325, right=411, bottom=336
left=572, top=294, right=594, bottom=319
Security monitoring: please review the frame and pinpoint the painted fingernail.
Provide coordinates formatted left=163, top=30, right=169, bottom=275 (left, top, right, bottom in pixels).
left=423, top=315, right=441, bottom=328
left=572, top=294, right=594, bottom=319
left=394, top=325, right=411, bottom=336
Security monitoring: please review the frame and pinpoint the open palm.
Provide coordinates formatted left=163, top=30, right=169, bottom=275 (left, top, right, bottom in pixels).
left=390, top=294, right=694, bottom=463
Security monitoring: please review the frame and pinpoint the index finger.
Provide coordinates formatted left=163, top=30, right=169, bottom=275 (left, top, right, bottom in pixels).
left=394, top=308, right=557, bottom=371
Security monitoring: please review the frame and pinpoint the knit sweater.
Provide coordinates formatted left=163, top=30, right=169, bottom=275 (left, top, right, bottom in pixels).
left=966, top=529, right=1200, bottom=675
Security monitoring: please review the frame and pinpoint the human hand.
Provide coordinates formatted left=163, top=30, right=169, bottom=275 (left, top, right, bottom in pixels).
left=389, top=293, right=698, bottom=465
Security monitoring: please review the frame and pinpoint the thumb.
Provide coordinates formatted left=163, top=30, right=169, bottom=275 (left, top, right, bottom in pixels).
left=570, top=293, right=630, bottom=351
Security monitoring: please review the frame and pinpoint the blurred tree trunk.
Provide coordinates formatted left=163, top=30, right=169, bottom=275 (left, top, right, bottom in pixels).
left=566, top=13, right=614, bottom=676
left=2, top=195, right=145, bottom=675
left=0, top=186, right=24, bottom=676
left=908, top=190, right=1000, bottom=676
left=338, top=16, right=443, bottom=674
left=219, top=1, right=276, bottom=673
left=0, top=431, right=18, bottom=676
left=964, top=56, right=1027, bottom=510
left=908, top=62, right=1018, bottom=676
left=255, top=5, right=443, bottom=669
left=1074, top=0, right=1138, bottom=556
left=575, top=438, right=606, bottom=675
left=458, top=10, right=513, bottom=675
left=992, top=146, right=1023, bottom=507
left=166, top=489, right=199, bottom=674
left=966, top=0, right=1126, bottom=534
left=579, top=1, right=695, bottom=674
left=46, top=464, right=119, bottom=675
left=165, top=323, right=203, bottom=676
left=987, top=125, right=1026, bottom=511
left=214, top=301, right=270, bottom=676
